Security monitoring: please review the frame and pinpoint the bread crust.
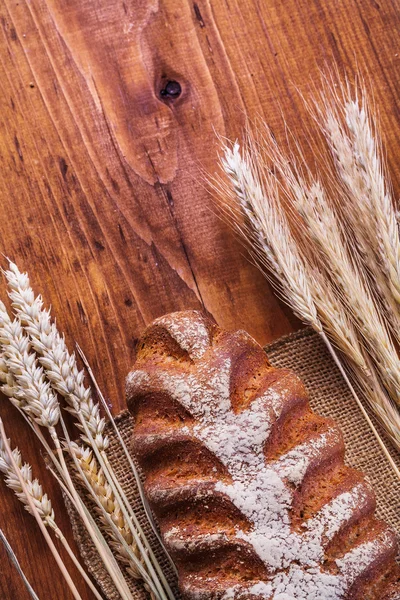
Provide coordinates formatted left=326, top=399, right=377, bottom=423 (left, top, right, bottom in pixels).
left=127, top=310, right=400, bottom=600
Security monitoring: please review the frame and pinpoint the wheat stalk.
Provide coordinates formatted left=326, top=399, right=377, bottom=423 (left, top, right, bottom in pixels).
left=0, top=419, right=85, bottom=600
left=71, top=442, right=156, bottom=597
left=3, top=261, right=175, bottom=600
left=0, top=528, right=40, bottom=600
left=0, top=423, right=105, bottom=600
left=218, top=139, right=400, bottom=475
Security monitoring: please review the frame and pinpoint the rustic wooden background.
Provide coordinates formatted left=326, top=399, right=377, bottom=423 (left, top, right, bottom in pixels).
left=0, top=0, right=399, bottom=598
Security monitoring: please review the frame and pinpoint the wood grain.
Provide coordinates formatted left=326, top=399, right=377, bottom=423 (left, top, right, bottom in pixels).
left=0, top=0, right=398, bottom=598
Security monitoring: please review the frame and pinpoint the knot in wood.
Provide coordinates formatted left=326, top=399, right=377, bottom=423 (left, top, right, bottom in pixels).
left=160, top=80, right=182, bottom=99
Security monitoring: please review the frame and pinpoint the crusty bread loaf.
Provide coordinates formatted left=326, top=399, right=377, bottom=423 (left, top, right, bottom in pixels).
left=126, top=310, right=400, bottom=600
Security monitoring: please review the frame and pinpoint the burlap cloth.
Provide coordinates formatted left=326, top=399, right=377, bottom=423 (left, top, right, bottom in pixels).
left=65, top=328, right=400, bottom=599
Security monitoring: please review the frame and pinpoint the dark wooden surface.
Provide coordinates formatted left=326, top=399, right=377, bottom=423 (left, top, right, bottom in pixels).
left=0, top=0, right=399, bottom=598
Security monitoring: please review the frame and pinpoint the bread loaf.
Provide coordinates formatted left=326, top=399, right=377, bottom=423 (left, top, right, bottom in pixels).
left=126, top=310, right=400, bottom=600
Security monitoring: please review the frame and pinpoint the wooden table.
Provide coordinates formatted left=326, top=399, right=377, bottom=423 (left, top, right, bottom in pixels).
left=0, top=0, right=399, bottom=598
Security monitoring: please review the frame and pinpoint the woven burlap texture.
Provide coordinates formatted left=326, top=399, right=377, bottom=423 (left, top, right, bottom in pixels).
left=66, top=327, right=400, bottom=600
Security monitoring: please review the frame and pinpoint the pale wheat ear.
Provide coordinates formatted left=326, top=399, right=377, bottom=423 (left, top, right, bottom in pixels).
left=217, top=133, right=400, bottom=480
left=219, top=139, right=322, bottom=332
left=0, top=276, right=137, bottom=598
left=0, top=419, right=85, bottom=600
left=0, top=431, right=104, bottom=600
left=1, top=259, right=176, bottom=600
left=310, top=79, right=400, bottom=329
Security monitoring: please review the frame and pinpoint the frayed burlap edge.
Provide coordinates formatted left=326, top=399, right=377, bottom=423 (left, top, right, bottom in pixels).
left=65, top=327, right=400, bottom=599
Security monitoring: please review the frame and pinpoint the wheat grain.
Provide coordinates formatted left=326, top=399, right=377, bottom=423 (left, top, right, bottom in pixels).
left=295, top=247, right=400, bottom=449
left=0, top=353, right=24, bottom=408
left=0, top=314, right=114, bottom=592
left=220, top=137, right=367, bottom=369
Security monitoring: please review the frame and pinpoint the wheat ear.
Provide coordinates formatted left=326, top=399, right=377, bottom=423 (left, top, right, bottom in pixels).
left=0, top=437, right=55, bottom=526
left=0, top=425, right=104, bottom=600
left=0, top=420, right=84, bottom=600
left=0, top=301, right=60, bottom=434
left=3, top=263, right=108, bottom=451
left=4, top=261, right=176, bottom=600
left=0, top=303, right=80, bottom=485
left=306, top=273, right=400, bottom=448
left=221, top=141, right=322, bottom=331
left=219, top=140, right=400, bottom=476
left=71, top=442, right=156, bottom=597
left=321, top=87, right=400, bottom=324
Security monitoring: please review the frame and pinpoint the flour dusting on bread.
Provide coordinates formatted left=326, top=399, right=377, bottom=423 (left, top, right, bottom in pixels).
left=127, top=310, right=400, bottom=600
